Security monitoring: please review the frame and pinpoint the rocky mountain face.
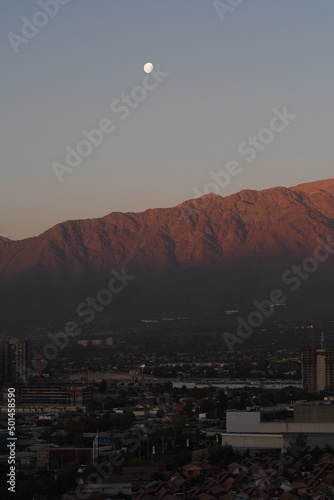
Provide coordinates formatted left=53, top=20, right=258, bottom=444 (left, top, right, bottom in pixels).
left=1, top=179, right=334, bottom=327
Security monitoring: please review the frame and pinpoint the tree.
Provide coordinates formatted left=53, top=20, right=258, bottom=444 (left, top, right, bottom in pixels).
left=208, top=445, right=240, bottom=467
left=287, top=432, right=309, bottom=461
left=98, top=380, right=107, bottom=394
left=184, top=400, right=193, bottom=416
left=54, top=466, right=78, bottom=497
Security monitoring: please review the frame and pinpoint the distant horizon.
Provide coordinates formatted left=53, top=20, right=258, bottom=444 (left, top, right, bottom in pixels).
left=5, top=175, right=334, bottom=241
left=2, top=2, right=334, bottom=240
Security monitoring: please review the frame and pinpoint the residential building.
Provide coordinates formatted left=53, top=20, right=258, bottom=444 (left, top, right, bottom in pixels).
left=2, top=338, right=31, bottom=384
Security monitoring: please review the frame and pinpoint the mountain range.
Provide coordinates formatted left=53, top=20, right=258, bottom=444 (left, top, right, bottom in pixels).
left=1, top=178, right=334, bottom=327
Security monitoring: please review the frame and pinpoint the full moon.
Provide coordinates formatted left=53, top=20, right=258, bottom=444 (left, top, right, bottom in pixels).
left=143, top=62, right=154, bottom=74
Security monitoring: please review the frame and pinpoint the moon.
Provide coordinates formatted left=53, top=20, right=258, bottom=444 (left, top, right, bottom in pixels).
left=143, top=62, right=154, bottom=74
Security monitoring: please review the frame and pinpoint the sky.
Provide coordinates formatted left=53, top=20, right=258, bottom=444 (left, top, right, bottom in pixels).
left=1, top=0, right=334, bottom=240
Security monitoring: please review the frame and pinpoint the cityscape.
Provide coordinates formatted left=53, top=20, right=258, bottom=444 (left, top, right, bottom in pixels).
left=2, top=319, right=334, bottom=498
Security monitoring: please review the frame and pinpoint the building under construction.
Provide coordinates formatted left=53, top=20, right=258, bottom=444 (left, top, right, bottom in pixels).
left=301, top=330, right=334, bottom=392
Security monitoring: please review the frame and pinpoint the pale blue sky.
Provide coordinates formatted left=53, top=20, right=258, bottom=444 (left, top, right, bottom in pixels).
left=1, top=0, right=334, bottom=239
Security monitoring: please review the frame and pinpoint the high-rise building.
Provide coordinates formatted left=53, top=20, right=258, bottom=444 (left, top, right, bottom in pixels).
left=301, top=348, right=334, bottom=392
left=2, top=339, right=31, bottom=385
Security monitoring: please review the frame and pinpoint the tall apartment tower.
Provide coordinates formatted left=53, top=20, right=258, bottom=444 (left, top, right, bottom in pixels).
left=2, top=339, right=31, bottom=385
left=301, top=348, right=334, bottom=392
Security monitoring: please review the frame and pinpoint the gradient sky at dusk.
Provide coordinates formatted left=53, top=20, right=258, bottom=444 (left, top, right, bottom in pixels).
left=1, top=0, right=334, bottom=239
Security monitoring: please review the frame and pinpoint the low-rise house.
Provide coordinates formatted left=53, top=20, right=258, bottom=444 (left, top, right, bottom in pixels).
left=228, top=461, right=246, bottom=475
left=183, top=462, right=202, bottom=478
